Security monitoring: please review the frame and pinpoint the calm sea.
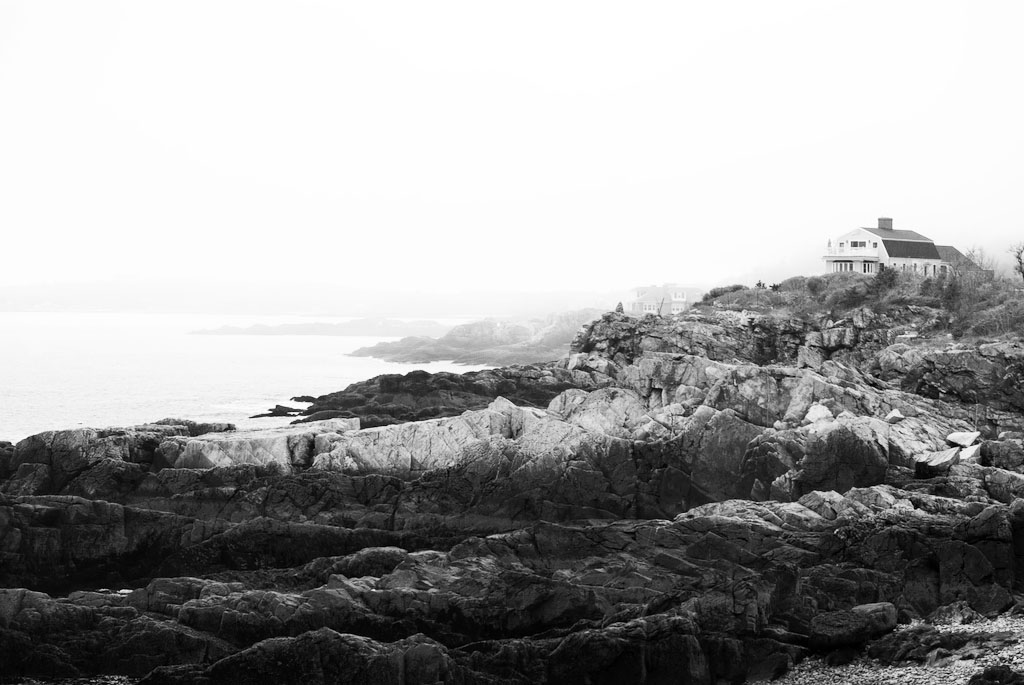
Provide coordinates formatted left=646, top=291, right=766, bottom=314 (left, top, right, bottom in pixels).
left=0, top=312, right=487, bottom=444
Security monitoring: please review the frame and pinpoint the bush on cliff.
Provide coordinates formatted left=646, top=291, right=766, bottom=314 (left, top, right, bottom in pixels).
left=701, top=284, right=746, bottom=303
left=696, top=268, right=1024, bottom=339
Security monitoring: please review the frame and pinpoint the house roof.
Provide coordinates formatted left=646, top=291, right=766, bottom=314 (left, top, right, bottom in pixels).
left=936, top=245, right=981, bottom=270
left=882, top=240, right=942, bottom=259
left=862, top=227, right=934, bottom=242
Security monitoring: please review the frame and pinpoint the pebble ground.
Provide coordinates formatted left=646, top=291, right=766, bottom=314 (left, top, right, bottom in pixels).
left=751, top=616, right=1024, bottom=685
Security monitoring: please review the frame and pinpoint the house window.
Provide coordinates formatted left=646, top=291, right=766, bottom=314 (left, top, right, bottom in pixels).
left=873, top=242, right=878, bottom=248
left=863, top=262, right=873, bottom=273
left=851, top=241, right=866, bottom=248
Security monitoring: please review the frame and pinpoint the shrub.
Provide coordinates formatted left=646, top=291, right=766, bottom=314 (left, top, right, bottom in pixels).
left=701, top=284, right=747, bottom=303
left=826, top=282, right=869, bottom=310
left=778, top=276, right=807, bottom=292
left=867, top=265, right=899, bottom=301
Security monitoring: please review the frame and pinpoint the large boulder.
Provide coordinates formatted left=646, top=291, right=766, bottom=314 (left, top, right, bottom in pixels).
left=808, top=602, right=896, bottom=650
left=740, top=417, right=890, bottom=501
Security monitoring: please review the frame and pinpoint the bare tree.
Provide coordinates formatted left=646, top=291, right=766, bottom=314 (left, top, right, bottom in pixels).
left=965, top=245, right=996, bottom=273
left=1010, top=242, right=1024, bottom=283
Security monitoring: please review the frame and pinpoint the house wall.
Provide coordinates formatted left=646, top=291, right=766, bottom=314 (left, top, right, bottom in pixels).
left=879, top=256, right=946, bottom=276
left=629, top=286, right=692, bottom=316
left=831, top=229, right=884, bottom=257
left=825, top=228, right=884, bottom=273
left=827, top=259, right=879, bottom=274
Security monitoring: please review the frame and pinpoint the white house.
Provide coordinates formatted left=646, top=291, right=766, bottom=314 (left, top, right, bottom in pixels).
left=824, top=217, right=969, bottom=277
left=629, top=284, right=702, bottom=316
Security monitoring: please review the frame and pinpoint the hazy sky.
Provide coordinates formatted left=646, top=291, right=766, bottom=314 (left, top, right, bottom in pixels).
left=1, top=1, right=1022, bottom=293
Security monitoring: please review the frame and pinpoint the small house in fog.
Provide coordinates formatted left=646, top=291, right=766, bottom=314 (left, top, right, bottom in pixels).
left=824, top=217, right=976, bottom=277
left=629, top=284, right=702, bottom=316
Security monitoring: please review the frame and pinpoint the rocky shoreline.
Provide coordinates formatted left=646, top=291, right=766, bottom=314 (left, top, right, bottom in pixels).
left=349, top=310, right=602, bottom=365
left=2, top=307, right=1024, bottom=683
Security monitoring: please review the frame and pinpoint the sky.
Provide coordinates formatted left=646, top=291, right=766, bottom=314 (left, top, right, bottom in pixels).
left=1, top=1, right=1022, bottom=299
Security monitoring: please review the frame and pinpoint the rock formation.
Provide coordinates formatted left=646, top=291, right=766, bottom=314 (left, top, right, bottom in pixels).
left=3, top=308, right=1024, bottom=682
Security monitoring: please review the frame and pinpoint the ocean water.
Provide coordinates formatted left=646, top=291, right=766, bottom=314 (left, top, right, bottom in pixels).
left=0, top=312, right=488, bottom=444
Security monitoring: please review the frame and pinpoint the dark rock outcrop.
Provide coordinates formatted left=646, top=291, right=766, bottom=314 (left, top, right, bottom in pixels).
left=876, top=341, right=1024, bottom=414
left=291, top=364, right=604, bottom=428
left=967, top=665, right=1024, bottom=685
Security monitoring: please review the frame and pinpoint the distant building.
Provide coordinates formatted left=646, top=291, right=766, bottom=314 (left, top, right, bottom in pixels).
left=823, top=217, right=977, bottom=277
left=629, top=284, right=702, bottom=316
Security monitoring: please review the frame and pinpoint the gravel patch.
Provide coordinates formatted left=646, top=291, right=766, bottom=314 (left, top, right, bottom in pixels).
left=752, top=616, right=1024, bottom=685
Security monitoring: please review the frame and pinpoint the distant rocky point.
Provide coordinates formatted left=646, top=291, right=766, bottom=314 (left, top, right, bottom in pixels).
left=349, top=308, right=603, bottom=365
left=192, top=316, right=452, bottom=338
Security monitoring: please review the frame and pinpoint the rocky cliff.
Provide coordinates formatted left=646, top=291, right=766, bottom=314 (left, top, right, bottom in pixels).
left=3, top=309, right=1024, bottom=683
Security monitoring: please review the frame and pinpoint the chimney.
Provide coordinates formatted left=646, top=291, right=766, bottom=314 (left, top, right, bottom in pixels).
left=878, top=217, right=893, bottom=230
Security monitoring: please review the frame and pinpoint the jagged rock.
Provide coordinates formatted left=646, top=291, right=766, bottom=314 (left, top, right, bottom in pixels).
left=915, top=447, right=961, bottom=478
left=570, top=310, right=810, bottom=367
left=867, top=624, right=1019, bottom=666
left=141, top=628, right=465, bottom=685
left=0, top=587, right=235, bottom=679
left=796, top=490, right=871, bottom=520
left=680, top=406, right=764, bottom=502
left=961, top=443, right=983, bottom=463
left=158, top=420, right=359, bottom=472
left=0, top=495, right=230, bottom=591
left=546, top=387, right=648, bottom=438
left=3, top=424, right=190, bottom=495
left=981, top=440, right=1024, bottom=470
left=803, top=403, right=834, bottom=425
left=310, top=398, right=527, bottom=474
left=884, top=341, right=1024, bottom=414
left=0, top=440, right=15, bottom=475
left=949, top=430, right=982, bottom=448
left=154, top=518, right=427, bottom=580
left=967, top=665, right=1024, bottom=685
left=292, top=364, right=599, bottom=428
left=152, top=419, right=236, bottom=436
left=740, top=416, right=890, bottom=501
left=885, top=408, right=905, bottom=424
left=808, top=602, right=896, bottom=650
left=928, top=600, right=985, bottom=625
